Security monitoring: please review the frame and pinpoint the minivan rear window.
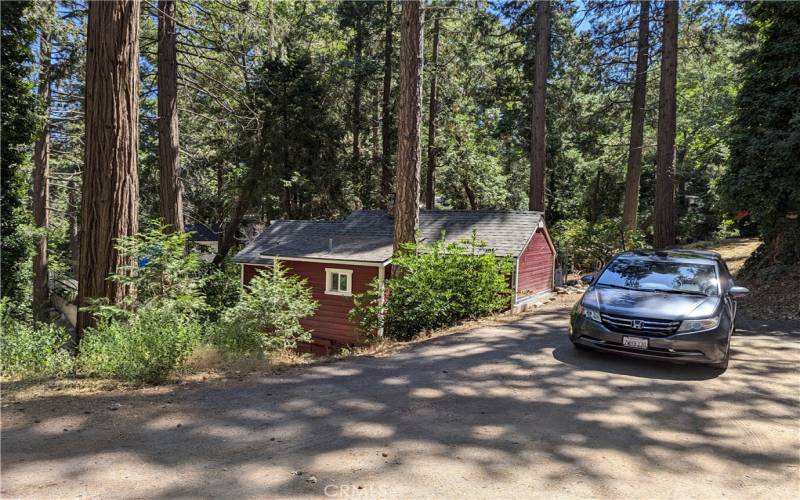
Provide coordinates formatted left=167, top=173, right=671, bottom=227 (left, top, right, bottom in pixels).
left=597, top=257, right=719, bottom=296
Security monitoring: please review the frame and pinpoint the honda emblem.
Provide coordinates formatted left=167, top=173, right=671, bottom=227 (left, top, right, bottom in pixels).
left=632, top=320, right=643, bottom=329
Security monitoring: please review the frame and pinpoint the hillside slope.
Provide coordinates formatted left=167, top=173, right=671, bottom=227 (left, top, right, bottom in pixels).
left=688, top=238, right=799, bottom=320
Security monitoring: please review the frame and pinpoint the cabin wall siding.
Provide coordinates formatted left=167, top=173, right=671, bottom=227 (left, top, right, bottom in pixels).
left=242, top=261, right=377, bottom=345
left=516, top=228, right=554, bottom=297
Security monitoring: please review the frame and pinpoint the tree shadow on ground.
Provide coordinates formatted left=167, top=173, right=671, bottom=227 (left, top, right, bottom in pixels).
left=2, top=307, right=799, bottom=498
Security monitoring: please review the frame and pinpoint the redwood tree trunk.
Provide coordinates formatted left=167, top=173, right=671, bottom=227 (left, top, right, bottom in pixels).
left=425, top=11, right=440, bottom=210
left=158, top=0, right=183, bottom=232
left=529, top=0, right=550, bottom=213
left=394, top=0, right=424, bottom=252
left=653, top=0, right=679, bottom=249
left=380, top=0, right=394, bottom=210
left=32, top=23, right=52, bottom=321
left=77, top=0, right=141, bottom=336
left=622, top=0, right=650, bottom=232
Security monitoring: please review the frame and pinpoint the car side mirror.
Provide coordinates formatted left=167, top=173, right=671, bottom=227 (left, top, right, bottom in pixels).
left=581, top=275, right=594, bottom=284
left=729, top=285, right=749, bottom=298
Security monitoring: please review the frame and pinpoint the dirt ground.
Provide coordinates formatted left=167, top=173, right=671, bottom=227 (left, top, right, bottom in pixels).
left=2, top=238, right=798, bottom=499
left=3, top=298, right=799, bottom=498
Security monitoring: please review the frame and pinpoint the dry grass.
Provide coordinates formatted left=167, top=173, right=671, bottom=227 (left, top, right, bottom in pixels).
left=1, top=347, right=318, bottom=403
left=684, top=237, right=761, bottom=275
left=5, top=237, right=783, bottom=401
left=2, top=301, right=569, bottom=402
left=685, top=237, right=798, bottom=320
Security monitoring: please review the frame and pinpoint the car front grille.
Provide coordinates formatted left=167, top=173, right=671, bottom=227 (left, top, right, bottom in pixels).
left=600, top=313, right=680, bottom=337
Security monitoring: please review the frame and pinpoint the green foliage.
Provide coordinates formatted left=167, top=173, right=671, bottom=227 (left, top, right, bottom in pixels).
left=1, top=1, right=37, bottom=311
left=112, top=225, right=205, bottom=310
left=254, top=52, right=349, bottom=218
left=78, top=228, right=206, bottom=383
left=199, top=259, right=242, bottom=321
left=349, top=278, right=384, bottom=340
left=353, top=236, right=513, bottom=341
left=78, top=301, right=200, bottom=384
left=552, top=218, right=646, bottom=271
left=713, top=218, right=741, bottom=241
left=211, top=262, right=317, bottom=356
left=0, top=300, right=73, bottom=378
left=720, top=2, right=800, bottom=265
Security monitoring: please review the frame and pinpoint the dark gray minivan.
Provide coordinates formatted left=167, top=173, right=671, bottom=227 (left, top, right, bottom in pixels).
left=569, top=249, right=749, bottom=370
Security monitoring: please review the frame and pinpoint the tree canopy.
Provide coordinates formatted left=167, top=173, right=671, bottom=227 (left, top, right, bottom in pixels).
left=1, top=0, right=797, bottom=320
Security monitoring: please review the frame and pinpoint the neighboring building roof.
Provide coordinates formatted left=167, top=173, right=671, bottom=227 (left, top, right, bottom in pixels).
left=419, top=210, right=543, bottom=257
left=186, top=223, right=220, bottom=242
left=232, top=210, right=545, bottom=265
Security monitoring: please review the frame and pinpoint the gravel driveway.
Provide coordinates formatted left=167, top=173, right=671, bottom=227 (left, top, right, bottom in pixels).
left=3, top=303, right=799, bottom=499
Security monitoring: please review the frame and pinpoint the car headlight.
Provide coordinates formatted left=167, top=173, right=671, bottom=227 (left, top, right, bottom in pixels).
left=577, top=303, right=602, bottom=322
left=677, top=315, right=721, bottom=333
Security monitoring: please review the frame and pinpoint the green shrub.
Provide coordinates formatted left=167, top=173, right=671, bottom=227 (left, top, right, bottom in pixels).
left=352, top=235, right=513, bottom=341
left=199, top=259, right=242, bottom=321
left=112, top=225, right=205, bottom=309
left=552, top=217, right=645, bottom=271
left=77, top=227, right=206, bottom=383
left=211, top=262, right=317, bottom=356
left=78, top=301, right=200, bottom=384
left=0, top=299, right=74, bottom=378
left=713, top=217, right=741, bottom=241
left=349, top=278, right=384, bottom=340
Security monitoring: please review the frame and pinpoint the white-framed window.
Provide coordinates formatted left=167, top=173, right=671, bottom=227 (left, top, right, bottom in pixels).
left=325, top=268, right=353, bottom=296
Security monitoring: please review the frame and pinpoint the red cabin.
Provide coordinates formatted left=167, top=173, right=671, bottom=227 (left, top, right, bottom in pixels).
left=233, top=210, right=555, bottom=353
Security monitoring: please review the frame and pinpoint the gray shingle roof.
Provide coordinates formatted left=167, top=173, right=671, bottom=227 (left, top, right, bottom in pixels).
left=232, top=210, right=544, bottom=264
left=186, top=223, right=220, bottom=242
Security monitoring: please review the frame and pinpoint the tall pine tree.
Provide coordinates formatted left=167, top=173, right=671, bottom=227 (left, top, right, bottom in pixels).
left=1, top=1, right=37, bottom=313
left=394, top=0, right=424, bottom=252
left=721, top=1, right=800, bottom=266
left=653, top=0, right=679, bottom=249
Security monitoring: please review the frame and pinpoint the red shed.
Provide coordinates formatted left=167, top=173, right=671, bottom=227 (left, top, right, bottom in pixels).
left=233, top=210, right=554, bottom=353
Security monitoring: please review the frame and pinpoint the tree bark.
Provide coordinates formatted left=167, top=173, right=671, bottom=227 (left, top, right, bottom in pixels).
left=214, top=175, right=257, bottom=265
left=353, top=14, right=364, bottom=197
left=425, top=10, right=440, bottom=210
left=370, top=99, right=380, bottom=207
left=621, top=0, right=650, bottom=232
left=68, top=179, right=80, bottom=270
left=653, top=0, right=679, bottom=249
left=32, top=19, right=53, bottom=322
left=462, top=178, right=477, bottom=210
left=529, top=0, right=550, bottom=213
left=394, top=0, right=424, bottom=252
left=214, top=142, right=262, bottom=264
left=380, top=0, right=394, bottom=210
left=158, top=0, right=183, bottom=232
left=77, top=0, right=141, bottom=336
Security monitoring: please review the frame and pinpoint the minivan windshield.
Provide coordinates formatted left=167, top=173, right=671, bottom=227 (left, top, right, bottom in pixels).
left=596, top=257, right=720, bottom=296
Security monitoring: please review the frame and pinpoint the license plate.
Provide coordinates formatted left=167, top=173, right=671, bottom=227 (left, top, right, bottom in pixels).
left=623, top=336, right=649, bottom=350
